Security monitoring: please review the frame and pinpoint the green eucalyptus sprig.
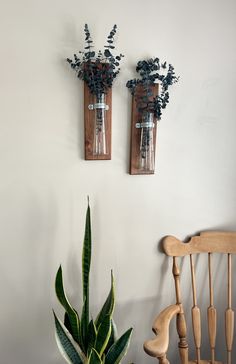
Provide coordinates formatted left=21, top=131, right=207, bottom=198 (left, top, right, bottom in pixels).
left=67, top=24, right=124, bottom=97
left=126, top=58, right=179, bottom=120
left=53, top=201, right=133, bottom=364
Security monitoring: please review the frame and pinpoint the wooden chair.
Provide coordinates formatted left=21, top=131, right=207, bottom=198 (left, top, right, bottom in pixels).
left=144, top=231, right=235, bottom=364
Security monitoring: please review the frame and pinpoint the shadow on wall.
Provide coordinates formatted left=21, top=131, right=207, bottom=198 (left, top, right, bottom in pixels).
left=113, top=295, right=178, bottom=364
left=109, top=248, right=177, bottom=364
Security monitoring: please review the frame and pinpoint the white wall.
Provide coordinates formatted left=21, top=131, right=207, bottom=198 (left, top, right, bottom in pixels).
left=0, top=0, right=236, bottom=363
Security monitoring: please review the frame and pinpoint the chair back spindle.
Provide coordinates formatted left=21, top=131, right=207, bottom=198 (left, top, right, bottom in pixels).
left=207, top=253, right=217, bottom=364
left=189, top=254, right=201, bottom=364
left=225, top=253, right=234, bottom=364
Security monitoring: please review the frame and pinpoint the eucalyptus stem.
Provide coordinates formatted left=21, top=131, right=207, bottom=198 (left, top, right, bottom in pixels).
left=126, top=58, right=179, bottom=120
left=67, top=24, right=124, bottom=97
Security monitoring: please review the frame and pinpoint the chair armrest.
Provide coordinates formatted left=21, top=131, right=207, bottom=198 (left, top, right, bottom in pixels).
left=144, top=304, right=180, bottom=358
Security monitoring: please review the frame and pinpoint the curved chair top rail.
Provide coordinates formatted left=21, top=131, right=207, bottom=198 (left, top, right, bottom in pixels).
left=163, top=231, right=236, bottom=257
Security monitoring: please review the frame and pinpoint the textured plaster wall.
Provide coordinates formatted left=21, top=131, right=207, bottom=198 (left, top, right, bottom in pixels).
left=0, top=0, right=236, bottom=363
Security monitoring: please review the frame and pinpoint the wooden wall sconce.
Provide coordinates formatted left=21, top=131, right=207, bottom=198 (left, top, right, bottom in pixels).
left=130, top=84, right=159, bottom=175
left=84, top=84, right=112, bottom=160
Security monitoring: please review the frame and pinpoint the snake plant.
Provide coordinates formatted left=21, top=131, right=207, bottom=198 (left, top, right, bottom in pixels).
left=53, top=201, right=133, bottom=364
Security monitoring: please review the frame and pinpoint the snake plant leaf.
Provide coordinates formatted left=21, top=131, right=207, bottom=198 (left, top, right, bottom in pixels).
left=95, top=271, right=115, bottom=329
left=87, top=319, right=97, bottom=356
left=104, top=319, right=118, bottom=354
left=64, top=312, right=72, bottom=333
left=105, top=328, right=133, bottom=364
left=79, top=297, right=88, bottom=353
left=82, top=202, right=92, bottom=329
left=53, top=311, right=85, bottom=364
left=95, top=315, right=111, bottom=356
left=88, top=348, right=102, bottom=364
left=55, top=266, right=80, bottom=342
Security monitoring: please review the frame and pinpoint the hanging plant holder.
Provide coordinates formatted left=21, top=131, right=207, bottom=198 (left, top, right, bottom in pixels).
left=67, top=24, right=124, bottom=161
left=84, top=85, right=112, bottom=160
left=130, top=84, right=158, bottom=174
left=127, top=58, right=179, bottom=175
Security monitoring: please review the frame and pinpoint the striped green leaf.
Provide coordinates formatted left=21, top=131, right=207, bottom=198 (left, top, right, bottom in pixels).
left=64, top=312, right=73, bottom=333
left=104, top=319, right=118, bottom=354
left=95, top=271, right=115, bottom=329
left=87, top=320, right=97, bottom=356
left=105, top=328, right=133, bottom=364
left=55, top=266, right=80, bottom=343
left=95, top=315, right=111, bottom=356
left=82, top=202, right=92, bottom=328
left=80, top=297, right=88, bottom=353
left=88, top=348, right=102, bottom=364
left=53, top=311, right=85, bottom=364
